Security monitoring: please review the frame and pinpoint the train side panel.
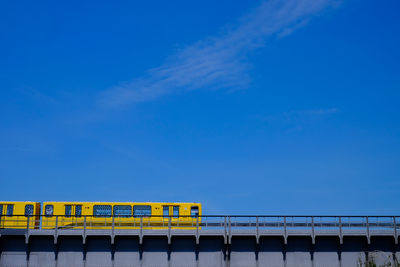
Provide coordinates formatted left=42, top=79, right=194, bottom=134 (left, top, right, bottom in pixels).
left=41, top=202, right=201, bottom=229
left=0, top=201, right=40, bottom=229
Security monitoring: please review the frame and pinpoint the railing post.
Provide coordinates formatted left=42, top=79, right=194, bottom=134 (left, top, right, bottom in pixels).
left=54, top=216, right=58, bottom=244
left=228, top=216, right=232, bottom=244
left=339, top=216, right=343, bottom=244
left=168, top=216, right=171, bottom=244
left=140, top=216, right=143, bottom=244
left=283, top=216, right=287, bottom=244
left=311, top=216, right=315, bottom=244
left=256, top=216, right=259, bottom=244
left=25, top=216, right=30, bottom=244
left=83, top=216, right=86, bottom=244
left=196, top=216, right=199, bottom=244
left=366, top=216, right=370, bottom=244
left=394, top=217, right=398, bottom=244
left=111, top=215, right=115, bottom=244
left=224, top=216, right=227, bottom=244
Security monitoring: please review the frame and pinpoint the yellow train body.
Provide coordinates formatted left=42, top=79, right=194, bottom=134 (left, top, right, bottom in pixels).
left=41, top=202, right=202, bottom=229
left=0, top=201, right=40, bottom=229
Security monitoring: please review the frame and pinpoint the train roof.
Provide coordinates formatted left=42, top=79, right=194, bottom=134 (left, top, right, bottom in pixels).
left=42, top=201, right=201, bottom=204
left=0, top=201, right=39, bottom=203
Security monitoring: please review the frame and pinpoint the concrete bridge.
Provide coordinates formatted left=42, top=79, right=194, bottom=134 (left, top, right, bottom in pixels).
left=0, top=215, right=399, bottom=267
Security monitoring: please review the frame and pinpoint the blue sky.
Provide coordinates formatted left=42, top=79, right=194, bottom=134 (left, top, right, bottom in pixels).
left=1, top=0, right=399, bottom=215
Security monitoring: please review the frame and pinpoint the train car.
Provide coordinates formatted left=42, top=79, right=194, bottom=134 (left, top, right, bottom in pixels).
left=0, top=201, right=41, bottom=229
left=41, top=202, right=201, bottom=229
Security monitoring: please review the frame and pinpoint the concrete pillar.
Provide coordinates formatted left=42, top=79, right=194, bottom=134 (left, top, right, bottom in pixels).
left=113, top=236, right=140, bottom=267
left=142, top=236, right=168, bottom=267
left=198, top=236, right=225, bottom=267
left=230, top=237, right=257, bottom=267
left=341, top=237, right=367, bottom=267
left=258, top=236, right=284, bottom=267
left=0, top=236, right=27, bottom=267
left=85, top=236, right=112, bottom=267
left=57, top=236, right=84, bottom=267
left=170, top=237, right=196, bottom=267
left=285, top=237, right=312, bottom=267
left=28, top=236, right=55, bottom=267
left=314, top=237, right=340, bottom=267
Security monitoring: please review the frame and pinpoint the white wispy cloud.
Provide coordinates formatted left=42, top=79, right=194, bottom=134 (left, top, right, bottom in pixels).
left=99, top=0, right=339, bottom=106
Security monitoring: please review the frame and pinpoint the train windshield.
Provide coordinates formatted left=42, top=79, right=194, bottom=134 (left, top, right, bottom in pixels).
left=191, top=206, right=199, bottom=218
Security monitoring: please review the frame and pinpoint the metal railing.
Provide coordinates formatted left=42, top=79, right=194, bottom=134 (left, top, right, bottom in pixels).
left=1, top=215, right=399, bottom=235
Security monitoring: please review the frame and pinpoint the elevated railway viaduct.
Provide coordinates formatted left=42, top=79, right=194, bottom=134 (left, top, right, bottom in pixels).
left=1, top=215, right=399, bottom=267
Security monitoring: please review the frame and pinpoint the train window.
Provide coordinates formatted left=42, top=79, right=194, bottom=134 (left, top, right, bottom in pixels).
left=93, top=205, right=112, bottom=217
left=65, top=205, right=72, bottom=217
left=0, top=204, right=3, bottom=216
left=45, top=205, right=54, bottom=217
left=25, top=205, right=33, bottom=217
left=163, top=206, right=169, bottom=218
left=173, top=206, right=179, bottom=218
left=191, top=206, right=199, bottom=218
left=113, top=205, right=132, bottom=217
left=7, top=205, right=14, bottom=217
left=75, top=205, right=82, bottom=217
left=133, top=205, right=151, bottom=217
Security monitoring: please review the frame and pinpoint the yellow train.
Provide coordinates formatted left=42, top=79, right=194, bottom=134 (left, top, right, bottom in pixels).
left=0, top=201, right=201, bottom=229
left=0, top=201, right=41, bottom=229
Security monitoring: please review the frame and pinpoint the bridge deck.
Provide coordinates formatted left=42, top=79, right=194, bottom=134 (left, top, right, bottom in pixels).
left=1, top=216, right=399, bottom=267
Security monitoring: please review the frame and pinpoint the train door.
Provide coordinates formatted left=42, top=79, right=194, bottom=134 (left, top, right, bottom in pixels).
left=64, top=204, right=83, bottom=227
left=163, top=205, right=170, bottom=226
left=64, top=205, right=82, bottom=217
left=73, top=205, right=83, bottom=227
left=172, top=206, right=180, bottom=226
left=163, top=206, right=180, bottom=226
left=1, top=204, right=14, bottom=228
